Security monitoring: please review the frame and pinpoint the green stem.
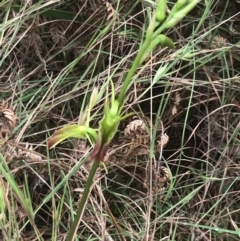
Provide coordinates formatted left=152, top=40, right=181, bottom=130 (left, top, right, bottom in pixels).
left=66, top=160, right=100, bottom=241
left=117, top=24, right=166, bottom=105
left=152, top=24, right=167, bottom=40
left=117, top=40, right=149, bottom=105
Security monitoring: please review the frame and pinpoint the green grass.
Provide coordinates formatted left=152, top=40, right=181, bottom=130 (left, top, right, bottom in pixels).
left=1, top=0, right=240, bottom=240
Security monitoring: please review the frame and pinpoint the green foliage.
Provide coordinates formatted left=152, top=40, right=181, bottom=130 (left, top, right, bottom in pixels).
left=48, top=124, right=97, bottom=149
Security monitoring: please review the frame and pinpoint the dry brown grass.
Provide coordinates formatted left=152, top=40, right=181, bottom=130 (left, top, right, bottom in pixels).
left=1, top=0, right=240, bottom=240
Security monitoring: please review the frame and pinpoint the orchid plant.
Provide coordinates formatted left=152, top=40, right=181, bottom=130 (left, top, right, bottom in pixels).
left=48, top=1, right=200, bottom=240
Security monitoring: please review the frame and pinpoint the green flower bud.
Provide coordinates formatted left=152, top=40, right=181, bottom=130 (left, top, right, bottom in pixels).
left=175, top=0, right=188, bottom=10
left=157, top=34, right=175, bottom=49
left=155, top=0, right=166, bottom=23
left=164, top=0, right=200, bottom=28
left=168, top=0, right=188, bottom=18
left=100, top=99, right=121, bottom=146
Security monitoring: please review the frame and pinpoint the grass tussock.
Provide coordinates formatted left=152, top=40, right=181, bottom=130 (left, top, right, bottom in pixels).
left=1, top=0, right=240, bottom=240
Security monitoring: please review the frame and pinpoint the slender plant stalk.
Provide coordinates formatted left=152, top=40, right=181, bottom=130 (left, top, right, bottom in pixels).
left=66, top=160, right=100, bottom=241
left=118, top=25, right=166, bottom=105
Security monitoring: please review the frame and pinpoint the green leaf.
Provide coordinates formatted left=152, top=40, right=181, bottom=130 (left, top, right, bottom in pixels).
left=48, top=124, right=97, bottom=149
